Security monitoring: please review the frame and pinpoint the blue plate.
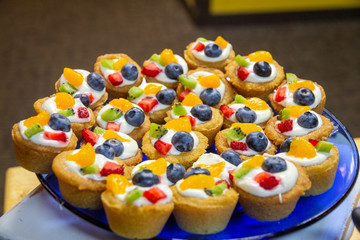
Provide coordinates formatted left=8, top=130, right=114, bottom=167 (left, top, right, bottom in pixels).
left=37, top=109, right=359, bottom=239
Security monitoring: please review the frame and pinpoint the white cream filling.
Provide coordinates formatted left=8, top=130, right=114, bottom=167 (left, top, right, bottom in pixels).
left=227, top=103, right=272, bottom=125
left=276, top=151, right=330, bottom=166
left=187, top=71, right=225, bottom=102
left=191, top=41, right=232, bottom=62
left=240, top=60, right=277, bottom=83
left=100, top=59, right=138, bottom=87
left=151, top=55, right=188, bottom=83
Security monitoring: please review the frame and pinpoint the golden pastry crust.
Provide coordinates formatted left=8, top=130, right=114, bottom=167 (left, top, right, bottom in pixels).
left=12, top=123, right=78, bottom=174
left=225, top=58, right=285, bottom=99
left=148, top=105, right=172, bottom=124
left=268, top=80, right=327, bottom=114
left=119, top=149, right=143, bottom=166
left=215, top=129, right=277, bottom=161
left=171, top=186, right=238, bottom=234
left=142, top=59, right=179, bottom=89
left=176, top=67, right=235, bottom=109
left=184, top=42, right=235, bottom=71
left=233, top=163, right=311, bottom=221
left=101, top=190, right=174, bottom=239
left=94, top=53, right=142, bottom=98
left=142, top=131, right=208, bottom=169
left=264, top=115, right=333, bottom=146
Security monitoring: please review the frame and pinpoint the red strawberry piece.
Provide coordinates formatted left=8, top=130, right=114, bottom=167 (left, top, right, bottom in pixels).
left=260, top=176, right=280, bottom=190
left=276, top=119, right=293, bottom=133
left=228, top=169, right=235, bottom=183
left=215, top=179, right=230, bottom=189
left=106, top=122, right=121, bottom=132
left=254, top=172, right=271, bottom=183
left=274, top=86, right=287, bottom=102
left=178, top=89, right=192, bottom=101
left=237, top=67, right=250, bottom=81
left=82, top=128, right=99, bottom=145
left=220, top=105, right=235, bottom=118
left=154, top=139, right=172, bottom=155
left=193, top=42, right=205, bottom=52
left=108, top=72, right=123, bottom=86
left=84, top=92, right=95, bottom=103
left=141, top=62, right=162, bottom=77
left=138, top=97, right=158, bottom=113
left=308, top=139, right=320, bottom=147
left=143, top=187, right=167, bottom=203
left=230, top=141, right=248, bottom=151
left=180, top=115, right=196, bottom=126
left=100, top=161, right=124, bottom=177
left=44, top=131, right=67, bottom=142
left=77, top=107, right=90, bottom=118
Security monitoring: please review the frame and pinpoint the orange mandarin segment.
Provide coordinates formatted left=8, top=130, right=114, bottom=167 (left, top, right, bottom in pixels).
left=103, top=130, right=131, bottom=142
left=197, top=74, right=221, bottom=88
left=288, top=105, right=311, bottom=118
left=55, top=92, right=75, bottom=110
left=179, top=174, right=215, bottom=191
left=288, top=138, right=317, bottom=159
left=288, top=80, right=315, bottom=92
left=63, top=68, right=84, bottom=87
left=144, top=84, right=163, bottom=95
left=160, top=49, right=178, bottom=64
left=106, top=174, right=132, bottom=195
left=214, top=36, right=228, bottom=49
left=67, top=143, right=95, bottom=167
left=182, top=93, right=203, bottom=107
left=242, top=155, right=265, bottom=168
left=164, top=117, right=192, bottom=133
left=231, top=123, right=262, bottom=135
left=143, top=158, right=167, bottom=175
left=109, top=98, right=134, bottom=113
left=245, top=97, right=269, bottom=111
left=197, top=161, right=225, bottom=178
left=23, top=112, right=51, bottom=128
left=113, top=58, right=128, bottom=71
left=248, top=51, right=273, bottom=63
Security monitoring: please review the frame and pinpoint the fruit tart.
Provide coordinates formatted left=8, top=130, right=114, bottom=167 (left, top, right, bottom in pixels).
left=33, top=92, right=95, bottom=139
left=101, top=173, right=174, bottom=239
left=141, top=48, right=188, bottom=89
left=128, top=81, right=177, bottom=124
left=55, top=67, right=108, bottom=109
left=215, top=123, right=277, bottom=161
left=171, top=173, right=238, bottom=234
left=225, top=51, right=285, bottom=99
left=164, top=93, right=223, bottom=146
left=176, top=67, right=235, bottom=109
left=94, top=53, right=142, bottom=98
left=184, top=36, right=235, bottom=71
left=231, top=155, right=311, bottom=221
left=220, top=94, right=273, bottom=129
left=12, top=112, right=77, bottom=173
left=142, top=118, right=208, bottom=169
left=277, top=137, right=339, bottom=196
left=93, top=98, right=151, bottom=145
left=268, top=73, right=326, bottom=114
left=264, top=105, right=333, bottom=146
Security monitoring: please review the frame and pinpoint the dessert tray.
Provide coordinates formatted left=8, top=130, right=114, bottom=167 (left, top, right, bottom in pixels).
left=37, top=109, right=359, bottom=239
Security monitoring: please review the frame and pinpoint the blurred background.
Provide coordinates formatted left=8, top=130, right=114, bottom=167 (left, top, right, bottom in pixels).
left=1, top=0, right=359, bottom=214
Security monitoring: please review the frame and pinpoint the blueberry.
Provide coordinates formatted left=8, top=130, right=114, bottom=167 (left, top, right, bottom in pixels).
left=253, top=61, right=272, bottom=77
left=235, top=107, right=257, bottom=123
left=48, top=113, right=71, bottom=132
left=165, top=63, right=183, bottom=80
left=190, top=104, right=212, bottom=121
left=124, top=107, right=145, bottom=127
left=87, top=72, right=105, bottom=91
left=184, top=167, right=210, bottom=179
left=204, top=43, right=222, bottom=58
left=220, top=150, right=242, bottom=166
left=298, top=111, right=319, bottom=129
left=104, top=139, right=124, bottom=157
left=262, top=156, right=287, bottom=173
left=156, top=89, right=176, bottom=105
left=166, top=163, right=186, bottom=184
left=246, top=131, right=268, bottom=152
left=279, top=137, right=294, bottom=152
left=121, top=63, right=138, bottom=81
left=200, top=88, right=221, bottom=106
left=95, top=144, right=115, bottom=159
left=171, top=131, right=194, bottom=152
left=293, top=87, right=315, bottom=106
left=74, top=93, right=90, bottom=108
left=132, top=169, right=160, bottom=187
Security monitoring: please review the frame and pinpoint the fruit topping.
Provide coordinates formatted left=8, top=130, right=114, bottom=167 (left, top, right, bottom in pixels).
left=171, top=131, right=194, bottom=152
left=246, top=131, right=268, bottom=152
left=193, top=42, right=206, bottom=52
left=278, top=108, right=291, bottom=120
left=141, top=62, right=162, bottom=77
left=288, top=138, right=317, bottom=159
left=184, top=167, right=210, bottom=178
left=23, top=112, right=50, bottom=128
left=230, top=141, right=247, bottom=151
left=200, top=88, right=221, bottom=106
left=67, top=143, right=95, bottom=167
left=82, top=128, right=99, bottom=145
left=288, top=80, right=315, bottom=92
left=182, top=93, right=203, bottom=107
left=160, top=49, right=178, bottom=64
left=77, top=107, right=89, bottom=119
left=94, top=126, right=106, bottom=135
left=74, top=94, right=91, bottom=108
left=220, top=150, right=242, bottom=166
left=106, top=122, right=120, bottom=131
left=138, top=97, right=158, bottom=113
left=150, top=54, right=166, bottom=66
left=245, top=97, right=269, bottom=111
left=288, top=105, right=311, bottom=118
left=316, top=141, right=333, bottom=153
left=279, top=137, right=294, bottom=152
left=127, top=86, right=144, bottom=100
left=274, top=86, right=287, bottom=102
left=48, top=113, right=71, bottom=132
left=87, top=72, right=105, bottom=91
left=143, top=158, right=168, bottom=175
left=44, top=131, right=67, bottom=142
left=172, top=103, right=187, bottom=116
left=276, top=119, right=293, bottom=133
left=262, top=156, right=287, bottom=173
left=204, top=43, right=222, bottom=57
left=133, top=169, right=160, bottom=187
left=95, top=143, right=115, bottom=159
left=150, top=123, right=168, bottom=139
left=232, top=165, right=253, bottom=179
left=308, top=139, right=320, bottom=147
left=293, top=87, right=315, bottom=106
left=55, top=92, right=75, bottom=110
left=231, top=123, right=262, bottom=135
left=100, top=161, right=124, bottom=177
left=197, top=161, right=225, bottom=178
left=24, top=123, right=44, bottom=138
left=164, top=117, right=192, bottom=133
left=125, top=188, right=143, bottom=203
left=214, top=36, right=228, bottom=49
left=243, top=155, right=266, bottom=168
left=234, top=55, right=250, bottom=67
left=255, top=172, right=280, bottom=190
left=197, top=74, right=221, bottom=88
left=253, top=61, right=272, bottom=77
left=237, top=67, right=250, bottom=80
left=224, top=127, right=246, bottom=142
left=179, top=74, right=197, bottom=89
left=297, top=111, right=319, bottom=129
left=108, top=72, right=123, bottom=86
left=220, top=105, right=235, bottom=118
left=124, top=107, right=145, bottom=127
left=106, top=174, right=132, bottom=195
left=144, top=84, right=162, bottom=95
left=179, top=115, right=196, bottom=126
left=143, top=187, right=167, bottom=203
left=190, top=104, right=212, bottom=121
left=286, top=73, right=298, bottom=84
left=166, top=163, right=186, bottom=183
left=81, top=164, right=100, bottom=175
left=101, top=59, right=115, bottom=69
left=121, top=63, right=139, bottom=81
left=196, top=37, right=208, bottom=42
left=165, top=63, right=183, bottom=80
left=234, top=94, right=247, bottom=104
left=59, top=82, right=77, bottom=95
left=236, top=107, right=256, bottom=123
left=211, top=181, right=227, bottom=196
left=102, top=130, right=130, bottom=142
left=179, top=89, right=192, bottom=101
left=113, top=58, right=128, bottom=71
left=101, top=108, right=123, bottom=121
left=154, top=139, right=172, bottom=155
left=179, top=174, right=215, bottom=191
left=104, top=139, right=124, bottom=157
left=63, top=68, right=84, bottom=87
left=156, top=88, right=177, bottom=105
left=109, top=98, right=134, bottom=113
left=248, top=51, right=273, bottom=63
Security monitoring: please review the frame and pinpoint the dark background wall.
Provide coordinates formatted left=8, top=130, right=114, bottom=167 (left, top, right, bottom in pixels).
left=1, top=0, right=359, bottom=214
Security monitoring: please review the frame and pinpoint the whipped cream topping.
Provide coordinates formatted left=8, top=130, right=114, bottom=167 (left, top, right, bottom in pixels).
left=188, top=71, right=225, bottom=102
left=100, top=59, right=138, bottom=87
left=150, top=55, right=188, bottom=83
left=170, top=105, right=211, bottom=126
left=227, top=103, right=272, bottom=125
left=240, top=60, right=277, bottom=83
left=276, top=151, right=331, bottom=166
left=191, top=40, right=232, bottom=62
left=131, top=160, right=174, bottom=186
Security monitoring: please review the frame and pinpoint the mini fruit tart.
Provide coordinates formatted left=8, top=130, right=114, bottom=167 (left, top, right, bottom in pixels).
left=33, top=92, right=95, bottom=139
left=171, top=173, right=238, bottom=234
left=225, top=51, right=285, bottom=99
left=82, top=127, right=143, bottom=166
left=142, top=118, right=208, bottom=169
left=141, top=49, right=188, bottom=89
left=231, top=155, right=311, bottom=221
left=12, top=112, right=77, bottom=173
left=264, top=105, right=333, bottom=146
left=268, top=73, right=326, bottom=114
left=184, top=36, right=235, bottom=71
left=55, top=67, right=108, bottom=109
left=93, top=98, right=151, bottom=145
left=215, top=123, right=277, bottom=161
left=176, top=67, right=235, bottom=109
left=164, top=93, right=223, bottom=146
left=52, top=143, right=129, bottom=209
left=277, top=137, right=339, bottom=196
left=128, top=81, right=177, bottom=124
left=101, top=173, right=174, bottom=239
left=94, top=53, right=142, bottom=98
left=220, top=94, right=273, bottom=129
